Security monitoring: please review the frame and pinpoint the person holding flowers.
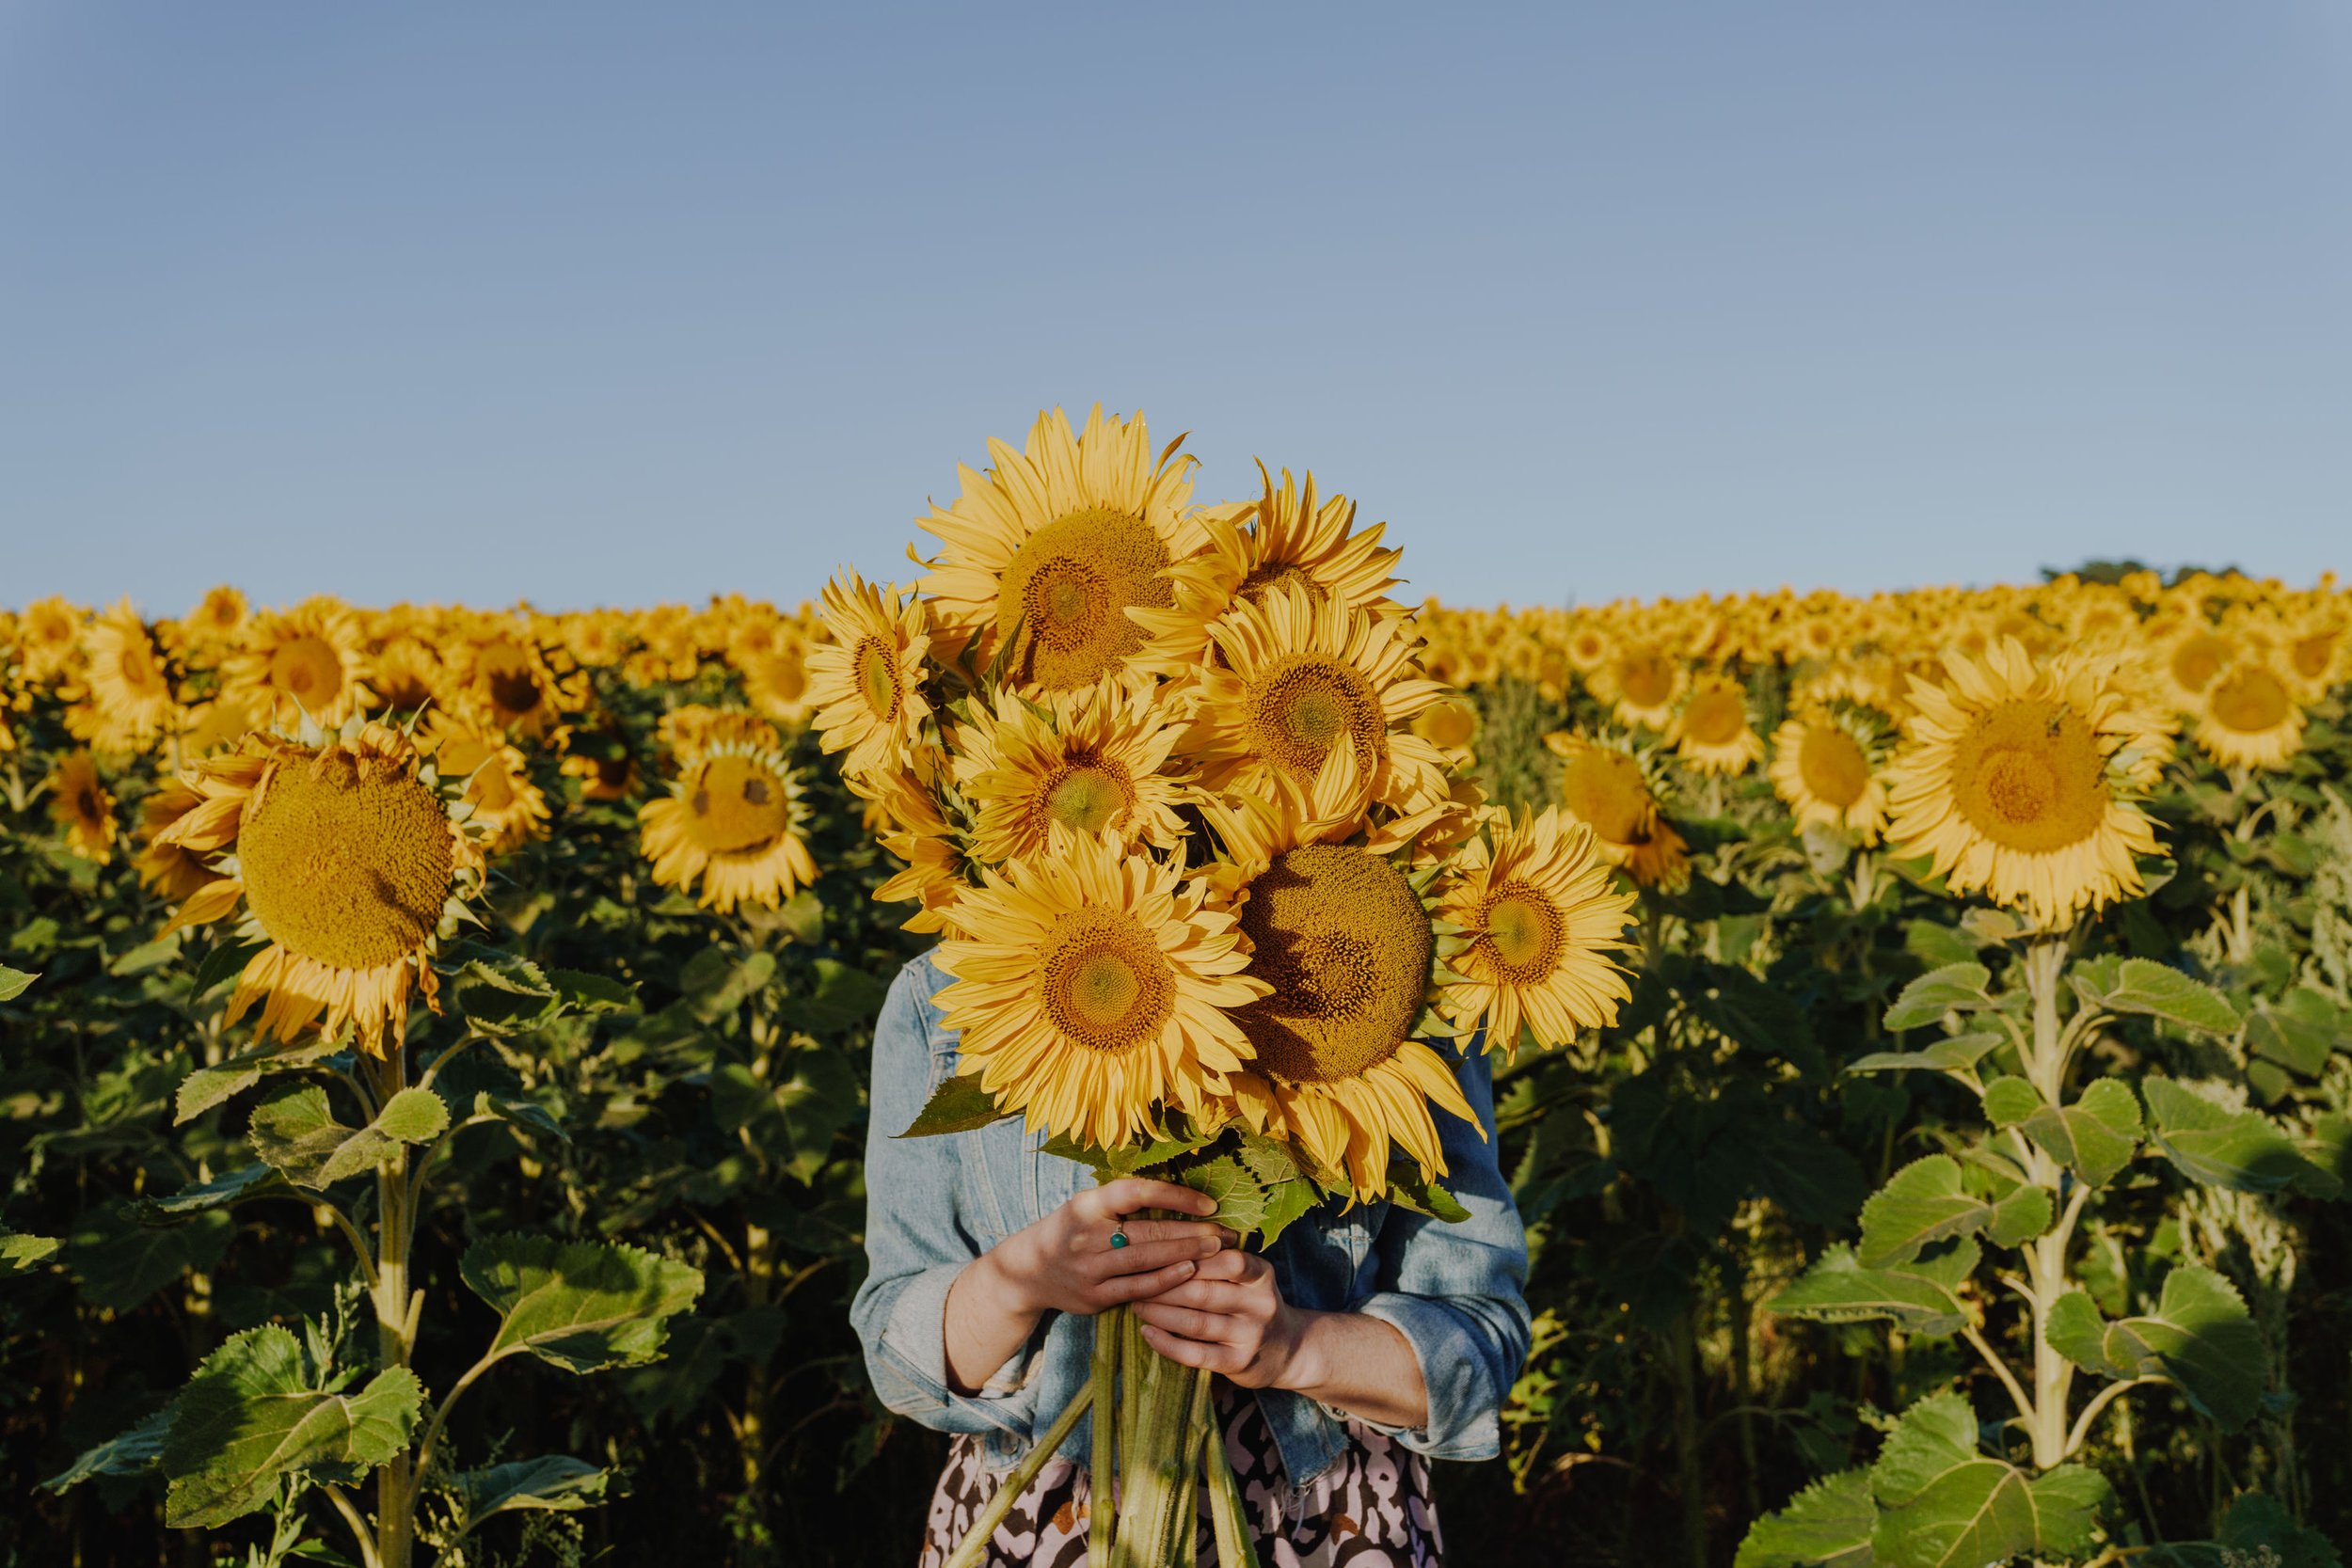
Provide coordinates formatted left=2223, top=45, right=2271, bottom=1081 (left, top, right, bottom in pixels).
left=833, top=408, right=1638, bottom=1566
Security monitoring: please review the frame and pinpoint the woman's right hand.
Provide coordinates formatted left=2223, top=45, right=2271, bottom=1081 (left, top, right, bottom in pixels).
left=977, top=1177, right=1228, bottom=1319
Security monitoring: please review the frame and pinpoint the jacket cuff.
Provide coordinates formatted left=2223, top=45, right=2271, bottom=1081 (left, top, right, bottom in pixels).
left=877, top=1261, right=1039, bottom=1431
left=1351, top=1291, right=1502, bottom=1460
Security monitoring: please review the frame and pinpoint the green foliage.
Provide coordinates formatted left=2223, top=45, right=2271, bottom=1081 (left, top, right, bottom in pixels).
left=462, top=1234, right=704, bottom=1373
left=1866, top=1392, right=2108, bottom=1568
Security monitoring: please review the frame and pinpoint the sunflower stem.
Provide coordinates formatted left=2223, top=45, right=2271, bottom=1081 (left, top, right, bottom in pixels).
left=1090, top=1306, right=1119, bottom=1565
left=363, top=1047, right=419, bottom=1568
left=1202, top=1397, right=1260, bottom=1568
left=939, top=1379, right=1094, bottom=1568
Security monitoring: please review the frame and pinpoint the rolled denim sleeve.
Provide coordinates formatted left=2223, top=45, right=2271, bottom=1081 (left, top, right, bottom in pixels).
left=1352, top=1045, right=1532, bottom=1460
left=847, top=958, right=1041, bottom=1438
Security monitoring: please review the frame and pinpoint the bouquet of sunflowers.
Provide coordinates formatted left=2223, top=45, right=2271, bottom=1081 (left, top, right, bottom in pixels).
left=809, top=407, right=1640, bottom=1567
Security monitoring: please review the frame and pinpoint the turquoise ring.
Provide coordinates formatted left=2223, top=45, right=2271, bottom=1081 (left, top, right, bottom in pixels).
left=1109, top=1228, right=1129, bottom=1249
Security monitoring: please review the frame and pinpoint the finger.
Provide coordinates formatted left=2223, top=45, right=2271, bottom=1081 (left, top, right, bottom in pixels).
left=1094, top=1178, right=1217, bottom=1220
left=1092, top=1259, right=1198, bottom=1307
left=1084, top=1234, right=1221, bottom=1279
left=1085, top=1217, right=1224, bottom=1251
left=1186, top=1249, right=1258, bottom=1283
left=1137, top=1322, right=1244, bottom=1373
left=1133, top=1300, right=1244, bottom=1343
left=1137, top=1278, right=1259, bottom=1314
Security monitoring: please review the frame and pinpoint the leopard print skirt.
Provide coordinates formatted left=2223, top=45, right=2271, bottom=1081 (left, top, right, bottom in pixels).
left=918, top=1381, right=1442, bottom=1567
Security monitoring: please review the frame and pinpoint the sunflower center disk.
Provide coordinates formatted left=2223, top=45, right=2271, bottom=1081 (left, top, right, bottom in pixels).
left=1235, top=846, right=1430, bottom=1085
left=1616, top=653, right=1676, bottom=708
left=1952, top=701, right=2106, bottom=853
left=1041, top=756, right=1133, bottom=836
left=996, top=507, right=1170, bottom=690
left=1481, top=884, right=1565, bottom=982
left=1682, top=690, right=1747, bottom=747
left=854, top=637, right=901, bottom=720
left=1039, top=909, right=1175, bottom=1053
left=270, top=637, right=342, bottom=705
left=1799, top=725, right=1870, bottom=808
left=481, top=644, right=545, bottom=718
left=1559, top=752, right=1651, bottom=845
left=2291, top=633, right=2335, bottom=681
left=1237, top=559, right=1316, bottom=604
left=684, top=753, right=790, bottom=854
left=1248, top=656, right=1382, bottom=780
left=237, top=753, right=454, bottom=971
left=2209, top=668, right=2291, bottom=734
left=2170, top=634, right=2229, bottom=693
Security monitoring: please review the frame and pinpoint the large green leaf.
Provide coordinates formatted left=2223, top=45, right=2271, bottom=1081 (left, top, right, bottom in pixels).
left=446, top=1455, right=608, bottom=1538
left=1737, top=1465, right=1879, bottom=1568
left=160, top=1325, right=423, bottom=1528
left=2000, top=1078, right=2143, bottom=1190
left=247, top=1084, right=449, bottom=1190
left=1858, top=1156, right=2010, bottom=1268
left=1847, top=1032, right=2002, bottom=1079
left=0, top=964, right=39, bottom=1002
left=2074, top=958, right=2239, bottom=1037
left=1868, top=1391, right=2108, bottom=1568
left=2246, top=989, right=2343, bottom=1078
left=175, top=1033, right=349, bottom=1124
left=1767, top=1240, right=1978, bottom=1338
left=461, top=1234, right=704, bottom=1373
left=41, top=1409, right=168, bottom=1492
left=2142, top=1078, right=2337, bottom=1196
left=896, top=1071, right=1012, bottom=1138
left=131, top=1163, right=291, bottom=1224
left=1176, top=1152, right=1270, bottom=1235
left=70, top=1206, right=233, bottom=1310
left=1883, top=964, right=1994, bottom=1032
left=0, top=1227, right=62, bottom=1275
left=2042, top=1264, right=2265, bottom=1432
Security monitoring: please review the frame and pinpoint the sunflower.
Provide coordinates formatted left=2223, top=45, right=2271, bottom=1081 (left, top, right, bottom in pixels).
left=135, top=778, right=223, bottom=902
left=2192, top=657, right=2306, bottom=770
left=1668, top=673, right=1764, bottom=776
left=422, top=711, right=550, bottom=855
left=1183, top=582, right=1450, bottom=819
left=79, top=600, right=179, bottom=749
left=1767, top=708, right=1889, bottom=843
left=181, top=696, right=260, bottom=760
left=638, top=728, right=818, bottom=913
left=2159, top=623, right=2234, bottom=712
left=1130, top=463, right=1403, bottom=674
left=732, top=619, right=818, bottom=728
left=557, top=716, right=640, bottom=802
left=806, top=573, right=933, bottom=784
left=153, top=720, right=485, bottom=1056
left=855, top=768, right=971, bottom=935
left=1543, top=731, right=1690, bottom=890
left=1200, top=797, right=1479, bottom=1201
left=915, top=405, right=1205, bottom=690
left=951, top=676, right=1192, bottom=866
left=1591, top=643, right=1686, bottom=730
left=2282, top=613, right=2346, bottom=698
left=1437, top=807, right=1637, bottom=1053
left=447, top=626, right=576, bottom=739
left=46, top=752, right=118, bottom=863
left=18, top=597, right=87, bottom=685
left=365, top=638, right=449, bottom=715
left=1409, top=694, right=1482, bottom=758
left=1883, top=638, right=2163, bottom=928
left=179, top=585, right=249, bottom=649
left=1563, top=622, right=1612, bottom=674
left=221, top=598, right=373, bottom=727
left=930, top=832, right=1266, bottom=1151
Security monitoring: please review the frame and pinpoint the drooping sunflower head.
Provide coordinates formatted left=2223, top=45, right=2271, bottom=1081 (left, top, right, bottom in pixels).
left=638, top=725, right=818, bottom=913
left=135, top=776, right=223, bottom=902
left=2192, top=657, right=2307, bottom=770
left=916, top=406, right=1204, bottom=691
left=806, top=572, right=934, bottom=784
left=951, top=675, right=1192, bottom=866
left=1437, top=806, right=1638, bottom=1053
left=152, top=720, right=486, bottom=1057
left=931, top=833, right=1266, bottom=1150
left=1766, top=706, right=1889, bottom=844
left=1667, top=673, right=1763, bottom=777
left=46, top=751, right=118, bottom=864
left=1884, top=638, right=2165, bottom=929
left=222, top=598, right=373, bottom=728
left=1542, top=730, right=1689, bottom=890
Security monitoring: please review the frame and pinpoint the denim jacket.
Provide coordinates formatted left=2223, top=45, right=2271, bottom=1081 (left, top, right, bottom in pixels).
left=849, top=952, right=1532, bottom=1497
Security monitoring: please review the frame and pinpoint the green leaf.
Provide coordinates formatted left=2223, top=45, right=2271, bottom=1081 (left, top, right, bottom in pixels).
left=2014, top=1078, right=2143, bottom=1190
left=2246, top=990, right=2342, bottom=1078
left=447, top=1455, right=608, bottom=1538
left=107, top=930, right=183, bottom=976
left=191, top=938, right=268, bottom=997
left=1255, top=1177, right=1318, bottom=1246
left=70, top=1207, right=233, bottom=1310
left=131, top=1164, right=290, bottom=1224
left=2041, top=1264, right=2265, bottom=1432
left=432, top=1048, right=566, bottom=1142
left=1980, top=1077, right=2040, bottom=1126
left=0, top=963, right=37, bottom=1002
left=1858, top=1157, right=2001, bottom=1268
left=1690, top=967, right=1822, bottom=1076
left=1384, top=1163, right=1471, bottom=1223
left=1737, top=1466, right=1879, bottom=1568
left=461, top=1234, right=704, bottom=1373
left=2143, top=1078, right=2337, bottom=1196
left=2152, top=1493, right=2345, bottom=1568
left=1848, top=1032, right=2002, bottom=1078
left=248, top=1084, right=421, bottom=1189
left=1883, top=964, right=1993, bottom=1032
left=2075, top=958, right=2240, bottom=1037
left=0, top=1228, right=62, bottom=1275
left=1767, top=1240, right=1978, bottom=1338
left=1177, top=1154, right=1269, bottom=1235
left=680, top=947, right=776, bottom=1022
left=1982, top=1182, right=2053, bottom=1249
left=548, top=968, right=637, bottom=1012
left=1867, top=1390, right=2108, bottom=1568
left=176, top=1033, right=349, bottom=1124
left=896, top=1071, right=1011, bottom=1138
left=161, top=1325, right=424, bottom=1528
left=41, top=1409, right=168, bottom=1492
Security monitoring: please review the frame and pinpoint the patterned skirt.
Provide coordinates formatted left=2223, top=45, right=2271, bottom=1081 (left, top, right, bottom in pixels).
left=918, top=1380, right=1442, bottom=1567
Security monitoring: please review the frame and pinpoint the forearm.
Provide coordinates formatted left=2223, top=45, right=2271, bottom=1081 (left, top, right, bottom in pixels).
left=1279, top=1307, right=1429, bottom=1431
left=942, top=1250, right=1041, bottom=1395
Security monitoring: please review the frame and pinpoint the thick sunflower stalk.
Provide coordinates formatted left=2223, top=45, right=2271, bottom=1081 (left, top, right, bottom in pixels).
left=818, top=407, right=1643, bottom=1563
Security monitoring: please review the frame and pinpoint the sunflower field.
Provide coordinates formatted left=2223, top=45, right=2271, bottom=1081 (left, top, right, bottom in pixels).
left=5, top=416, right=2351, bottom=1568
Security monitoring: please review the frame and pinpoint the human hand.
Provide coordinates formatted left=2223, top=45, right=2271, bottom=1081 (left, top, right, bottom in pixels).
left=1131, top=1245, right=1310, bottom=1389
left=976, top=1177, right=1228, bottom=1321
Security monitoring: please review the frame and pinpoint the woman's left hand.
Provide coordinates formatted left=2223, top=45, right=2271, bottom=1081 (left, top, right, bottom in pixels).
left=1131, top=1247, right=1308, bottom=1389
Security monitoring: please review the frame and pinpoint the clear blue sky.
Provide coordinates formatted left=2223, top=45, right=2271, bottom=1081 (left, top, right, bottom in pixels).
left=4, top=2, right=2346, bottom=615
